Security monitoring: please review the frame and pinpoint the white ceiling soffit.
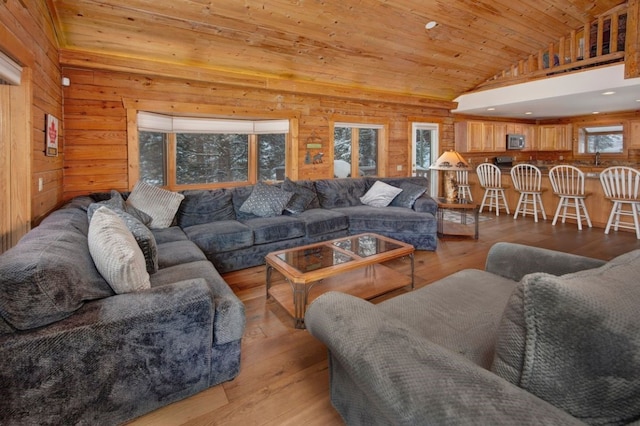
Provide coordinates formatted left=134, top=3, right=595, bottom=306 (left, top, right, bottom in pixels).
left=452, top=64, right=640, bottom=119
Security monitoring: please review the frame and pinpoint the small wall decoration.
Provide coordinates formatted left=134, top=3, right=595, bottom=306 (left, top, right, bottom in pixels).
left=45, top=114, right=59, bottom=157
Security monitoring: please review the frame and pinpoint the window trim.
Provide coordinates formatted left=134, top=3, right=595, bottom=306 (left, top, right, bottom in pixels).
left=330, top=117, right=389, bottom=178
left=125, top=100, right=299, bottom=190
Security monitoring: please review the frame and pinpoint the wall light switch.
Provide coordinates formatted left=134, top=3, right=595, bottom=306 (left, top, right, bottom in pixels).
left=396, top=165, right=402, bottom=171
left=38, top=177, right=43, bottom=192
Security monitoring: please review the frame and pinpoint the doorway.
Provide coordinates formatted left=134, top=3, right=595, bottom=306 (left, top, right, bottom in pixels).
left=411, top=123, right=439, bottom=197
left=0, top=50, right=31, bottom=253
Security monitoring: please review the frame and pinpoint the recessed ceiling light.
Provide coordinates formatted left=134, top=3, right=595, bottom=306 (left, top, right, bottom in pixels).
left=487, top=107, right=495, bottom=111
left=525, top=112, right=533, bottom=115
left=425, top=21, right=438, bottom=30
left=592, top=111, right=600, bottom=114
left=602, top=91, right=615, bottom=95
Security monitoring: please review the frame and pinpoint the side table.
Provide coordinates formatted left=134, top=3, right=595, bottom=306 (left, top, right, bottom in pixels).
left=435, top=197, right=479, bottom=239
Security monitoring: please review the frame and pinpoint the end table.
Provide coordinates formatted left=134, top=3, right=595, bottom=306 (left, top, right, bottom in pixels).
left=435, top=197, right=479, bottom=239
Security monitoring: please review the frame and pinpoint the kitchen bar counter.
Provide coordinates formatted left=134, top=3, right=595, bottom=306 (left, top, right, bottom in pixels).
left=467, top=165, right=639, bottom=231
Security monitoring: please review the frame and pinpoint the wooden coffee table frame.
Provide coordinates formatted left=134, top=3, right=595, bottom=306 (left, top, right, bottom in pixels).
left=265, top=233, right=415, bottom=328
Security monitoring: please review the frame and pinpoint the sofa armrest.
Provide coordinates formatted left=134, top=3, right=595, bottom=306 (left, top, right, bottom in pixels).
left=485, top=242, right=606, bottom=282
left=0, top=279, right=215, bottom=425
left=305, top=292, right=583, bottom=426
left=412, top=193, right=438, bottom=215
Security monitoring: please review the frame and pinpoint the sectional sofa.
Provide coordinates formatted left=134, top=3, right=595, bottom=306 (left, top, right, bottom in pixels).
left=0, top=175, right=435, bottom=425
left=180, top=176, right=437, bottom=272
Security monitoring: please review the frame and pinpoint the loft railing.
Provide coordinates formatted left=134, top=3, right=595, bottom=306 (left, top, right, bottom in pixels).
left=476, top=4, right=628, bottom=90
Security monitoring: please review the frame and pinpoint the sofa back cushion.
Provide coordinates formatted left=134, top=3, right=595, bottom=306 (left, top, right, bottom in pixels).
left=491, top=249, right=640, bottom=424
left=315, top=178, right=367, bottom=209
left=0, top=209, right=114, bottom=330
left=177, top=189, right=236, bottom=228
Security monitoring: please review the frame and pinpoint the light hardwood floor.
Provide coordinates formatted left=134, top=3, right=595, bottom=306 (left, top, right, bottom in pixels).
left=128, top=214, right=639, bottom=426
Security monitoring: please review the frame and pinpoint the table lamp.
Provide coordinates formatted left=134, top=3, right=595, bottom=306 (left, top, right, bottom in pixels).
left=429, top=150, right=471, bottom=202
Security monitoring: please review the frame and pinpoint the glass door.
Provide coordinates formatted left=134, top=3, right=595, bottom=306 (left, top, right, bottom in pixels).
left=411, top=123, right=439, bottom=198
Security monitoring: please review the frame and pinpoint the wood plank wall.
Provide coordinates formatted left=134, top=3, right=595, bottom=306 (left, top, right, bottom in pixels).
left=0, top=0, right=63, bottom=236
left=60, top=66, right=455, bottom=200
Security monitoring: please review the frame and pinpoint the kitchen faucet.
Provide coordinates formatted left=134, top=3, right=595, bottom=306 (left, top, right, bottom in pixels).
left=595, top=151, right=601, bottom=166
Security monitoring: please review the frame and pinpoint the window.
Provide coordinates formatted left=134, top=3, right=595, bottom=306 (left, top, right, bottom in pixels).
left=333, top=122, right=385, bottom=178
left=578, top=125, right=624, bottom=154
left=137, top=112, right=289, bottom=188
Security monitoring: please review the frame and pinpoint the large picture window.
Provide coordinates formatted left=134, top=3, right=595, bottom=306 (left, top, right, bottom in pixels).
left=578, top=124, right=624, bottom=154
left=137, top=112, right=289, bottom=188
left=333, top=122, right=385, bottom=178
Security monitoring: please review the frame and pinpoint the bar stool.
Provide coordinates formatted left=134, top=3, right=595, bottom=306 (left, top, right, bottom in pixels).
left=510, top=164, right=546, bottom=222
left=548, top=165, right=592, bottom=230
left=456, top=169, right=472, bottom=201
left=599, top=166, right=640, bottom=239
left=476, top=163, right=509, bottom=216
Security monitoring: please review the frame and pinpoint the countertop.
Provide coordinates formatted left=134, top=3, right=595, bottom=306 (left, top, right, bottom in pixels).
left=487, top=164, right=639, bottom=179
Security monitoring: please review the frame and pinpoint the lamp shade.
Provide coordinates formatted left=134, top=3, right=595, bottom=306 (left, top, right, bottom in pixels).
left=429, top=150, right=471, bottom=171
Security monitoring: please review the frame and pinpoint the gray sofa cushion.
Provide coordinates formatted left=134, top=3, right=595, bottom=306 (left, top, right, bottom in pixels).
left=295, top=208, right=349, bottom=237
left=0, top=226, right=113, bottom=330
left=151, top=226, right=189, bottom=244
left=491, top=249, right=640, bottom=424
left=241, top=216, right=305, bottom=245
left=177, top=189, right=235, bottom=228
left=183, top=220, right=253, bottom=253
left=156, top=240, right=207, bottom=269
left=380, top=269, right=517, bottom=369
left=315, top=178, right=367, bottom=208
left=336, top=205, right=436, bottom=234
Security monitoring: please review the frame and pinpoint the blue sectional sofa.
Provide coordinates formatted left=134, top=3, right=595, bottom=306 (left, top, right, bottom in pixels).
left=181, top=176, right=437, bottom=272
left=0, top=176, right=435, bottom=425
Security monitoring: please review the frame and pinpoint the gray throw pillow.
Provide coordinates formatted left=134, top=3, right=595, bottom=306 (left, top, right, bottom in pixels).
left=491, top=249, right=640, bottom=424
left=359, top=180, right=403, bottom=207
left=239, top=182, right=293, bottom=217
left=126, top=180, right=184, bottom=229
left=91, top=190, right=153, bottom=225
left=88, top=207, right=151, bottom=294
left=281, top=177, right=317, bottom=214
left=88, top=203, right=158, bottom=274
left=389, top=181, right=427, bottom=208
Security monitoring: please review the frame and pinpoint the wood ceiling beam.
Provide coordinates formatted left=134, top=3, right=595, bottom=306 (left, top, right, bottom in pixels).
left=58, top=49, right=457, bottom=110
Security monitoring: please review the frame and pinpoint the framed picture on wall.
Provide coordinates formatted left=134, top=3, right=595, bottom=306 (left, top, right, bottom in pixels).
left=45, top=114, right=59, bottom=157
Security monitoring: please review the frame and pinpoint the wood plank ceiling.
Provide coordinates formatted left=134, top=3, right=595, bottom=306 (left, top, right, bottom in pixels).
left=47, top=0, right=626, bottom=102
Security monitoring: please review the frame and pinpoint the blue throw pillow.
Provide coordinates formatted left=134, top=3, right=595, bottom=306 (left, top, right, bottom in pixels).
left=390, top=182, right=426, bottom=208
left=240, top=182, right=293, bottom=217
left=282, top=178, right=317, bottom=214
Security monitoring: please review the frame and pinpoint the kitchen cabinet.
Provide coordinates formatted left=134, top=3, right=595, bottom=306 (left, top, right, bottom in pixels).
left=538, top=124, right=572, bottom=151
left=628, top=120, right=640, bottom=149
left=455, top=121, right=503, bottom=152
left=455, top=121, right=571, bottom=153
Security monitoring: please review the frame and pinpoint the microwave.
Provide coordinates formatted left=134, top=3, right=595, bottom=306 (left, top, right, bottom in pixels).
left=507, top=134, right=525, bottom=150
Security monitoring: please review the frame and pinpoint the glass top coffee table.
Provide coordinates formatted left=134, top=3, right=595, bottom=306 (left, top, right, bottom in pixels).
left=265, top=233, right=414, bottom=328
